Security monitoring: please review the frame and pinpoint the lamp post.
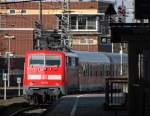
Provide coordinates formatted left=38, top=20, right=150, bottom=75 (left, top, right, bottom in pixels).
left=120, top=43, right=123, bottom=76
left=4, top=35, right=15, bottom=87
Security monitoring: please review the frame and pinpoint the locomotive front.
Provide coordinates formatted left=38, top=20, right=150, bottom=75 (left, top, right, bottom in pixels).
left=23, top=50, right=65, bottom=104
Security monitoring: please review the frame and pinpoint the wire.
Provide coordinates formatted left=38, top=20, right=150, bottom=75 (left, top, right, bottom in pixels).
left=0, top=0, right=41, bottom=5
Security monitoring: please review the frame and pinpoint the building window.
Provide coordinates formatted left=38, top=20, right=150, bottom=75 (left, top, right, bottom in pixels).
left=107, top=38, right=111, bottom=43
left=78, top=16, right=86, bottom=29
left=80, top=39, right=94, bottom=45
left=88, top=39, right=94, bottom=44
left=80, top=39, right=86, bottom=44
left=9, top=9, right=15, bottom=14
left=70, top=16, right=77, bottom=29
left=101, top=37, right=107, bottom=43
left=87, top=16, right=96, bottom=29
left=21, top=9, right=26, bottom=15
left=59, top=15, right=97, bottom=30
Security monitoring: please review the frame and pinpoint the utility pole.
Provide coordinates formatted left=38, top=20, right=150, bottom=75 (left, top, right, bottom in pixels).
left=39, top=0, right=42, bottom=26
left=34, top=0, right=43, bottom=50
left=61, top=0, right=71, bottom=50
left=37, top=0, right=42, bottom=50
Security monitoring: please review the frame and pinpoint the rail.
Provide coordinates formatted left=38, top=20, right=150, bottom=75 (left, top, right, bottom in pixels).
left=104, top=77, right=128, bottom=111
left=9, top=104, right=50, bottom=116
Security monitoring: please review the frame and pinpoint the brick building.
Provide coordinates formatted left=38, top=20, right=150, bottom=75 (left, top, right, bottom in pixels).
left=0, top=1, right=111, bottom=56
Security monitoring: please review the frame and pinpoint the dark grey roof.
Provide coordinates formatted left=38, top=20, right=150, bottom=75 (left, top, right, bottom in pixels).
left=73, top=51, right=128, bottom=64
left=74, top=51, right=110, bottom=64
left=103, top=52, right=128, bottom=64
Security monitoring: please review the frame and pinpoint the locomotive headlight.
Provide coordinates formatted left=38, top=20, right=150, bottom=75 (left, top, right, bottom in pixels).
left=48, top=75, right=62, bottom=80
left=28, top=74, right=41, bottom=80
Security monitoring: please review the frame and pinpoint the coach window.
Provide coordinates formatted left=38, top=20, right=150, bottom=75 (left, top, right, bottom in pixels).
left=104, top=64, right=106, bottom=76
left=68, top=57, right=72, bottom=66
left=66, top=57, right=70, bottom=66
left=106, top=64, right=110, bottom=76
left=101, top=64, right=104, bottom=76
left=85, top=64, right=88, bottom=76
left=95, top=71, right=98, bottom=77
left=75, top=57, right=79, bottom=66
left=82, top=65, right=86, bottom=77
left=99, top=65, right=102, bottom=76
left=111, top=65, right=114, bottom=76
left=72, top=57, right=76, bottom=67
left=106, top=64, right=108, bottom=76
left=97, top=65, right=100, bottom=76
left=90, top=70, right=92, bottom=76
left=90, top=65, right=93, bottom=76
left=89, top=65, right=91, bottom=76
left=83, top=70, right=86, bottom=77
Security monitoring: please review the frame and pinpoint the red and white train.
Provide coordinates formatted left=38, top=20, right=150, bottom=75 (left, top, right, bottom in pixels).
left=23, top=50, right=128, bottom=104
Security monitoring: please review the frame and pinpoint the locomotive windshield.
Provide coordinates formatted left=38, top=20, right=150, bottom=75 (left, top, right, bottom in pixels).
left=45, top=55, right=61, bottom=66
left=29, top=54, right=44, bottom=66
left=29, top=54, right=61, bottom=66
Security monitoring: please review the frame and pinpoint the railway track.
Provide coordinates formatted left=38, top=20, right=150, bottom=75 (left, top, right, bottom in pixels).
left=7, top=97, right=61, bottom=116
left=9, top=104, right=50, bottom=116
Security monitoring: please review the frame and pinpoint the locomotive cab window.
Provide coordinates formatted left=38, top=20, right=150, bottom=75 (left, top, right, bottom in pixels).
left=29, top=54, right=44, bottom=66
left=45, top=55, right=61, bottom=66
left=29, top=54, right=61, bottom=66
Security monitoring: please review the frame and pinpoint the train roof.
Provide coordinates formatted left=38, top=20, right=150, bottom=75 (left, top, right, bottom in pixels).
left=103, top=52, right=128, bottom=64
left=74, top=51, right=128, bottom=64
left=65, top=52, right=78, bottom=57
left=74, top=51, right=110, bottom=64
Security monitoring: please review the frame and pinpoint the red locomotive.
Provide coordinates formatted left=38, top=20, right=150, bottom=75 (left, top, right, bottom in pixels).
left=23, top=50, right=128, bottom=104
left=23, top=50, right=79, bottom=104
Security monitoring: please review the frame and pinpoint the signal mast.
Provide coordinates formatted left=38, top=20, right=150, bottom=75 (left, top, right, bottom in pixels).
left=61, top=0, right=72, bottom=50
left=34, top=0, right=72, bottom=51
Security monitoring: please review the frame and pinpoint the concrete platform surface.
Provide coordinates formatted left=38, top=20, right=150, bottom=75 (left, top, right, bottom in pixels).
left=45, top=94, right=128, bottom=116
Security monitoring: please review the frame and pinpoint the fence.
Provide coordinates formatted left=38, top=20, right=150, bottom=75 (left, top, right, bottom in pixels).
left=105, top=77, right=128, bottom=111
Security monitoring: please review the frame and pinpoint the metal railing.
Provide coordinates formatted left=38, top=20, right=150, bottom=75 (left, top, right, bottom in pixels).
left=105, top=77, right=128, bottom=110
